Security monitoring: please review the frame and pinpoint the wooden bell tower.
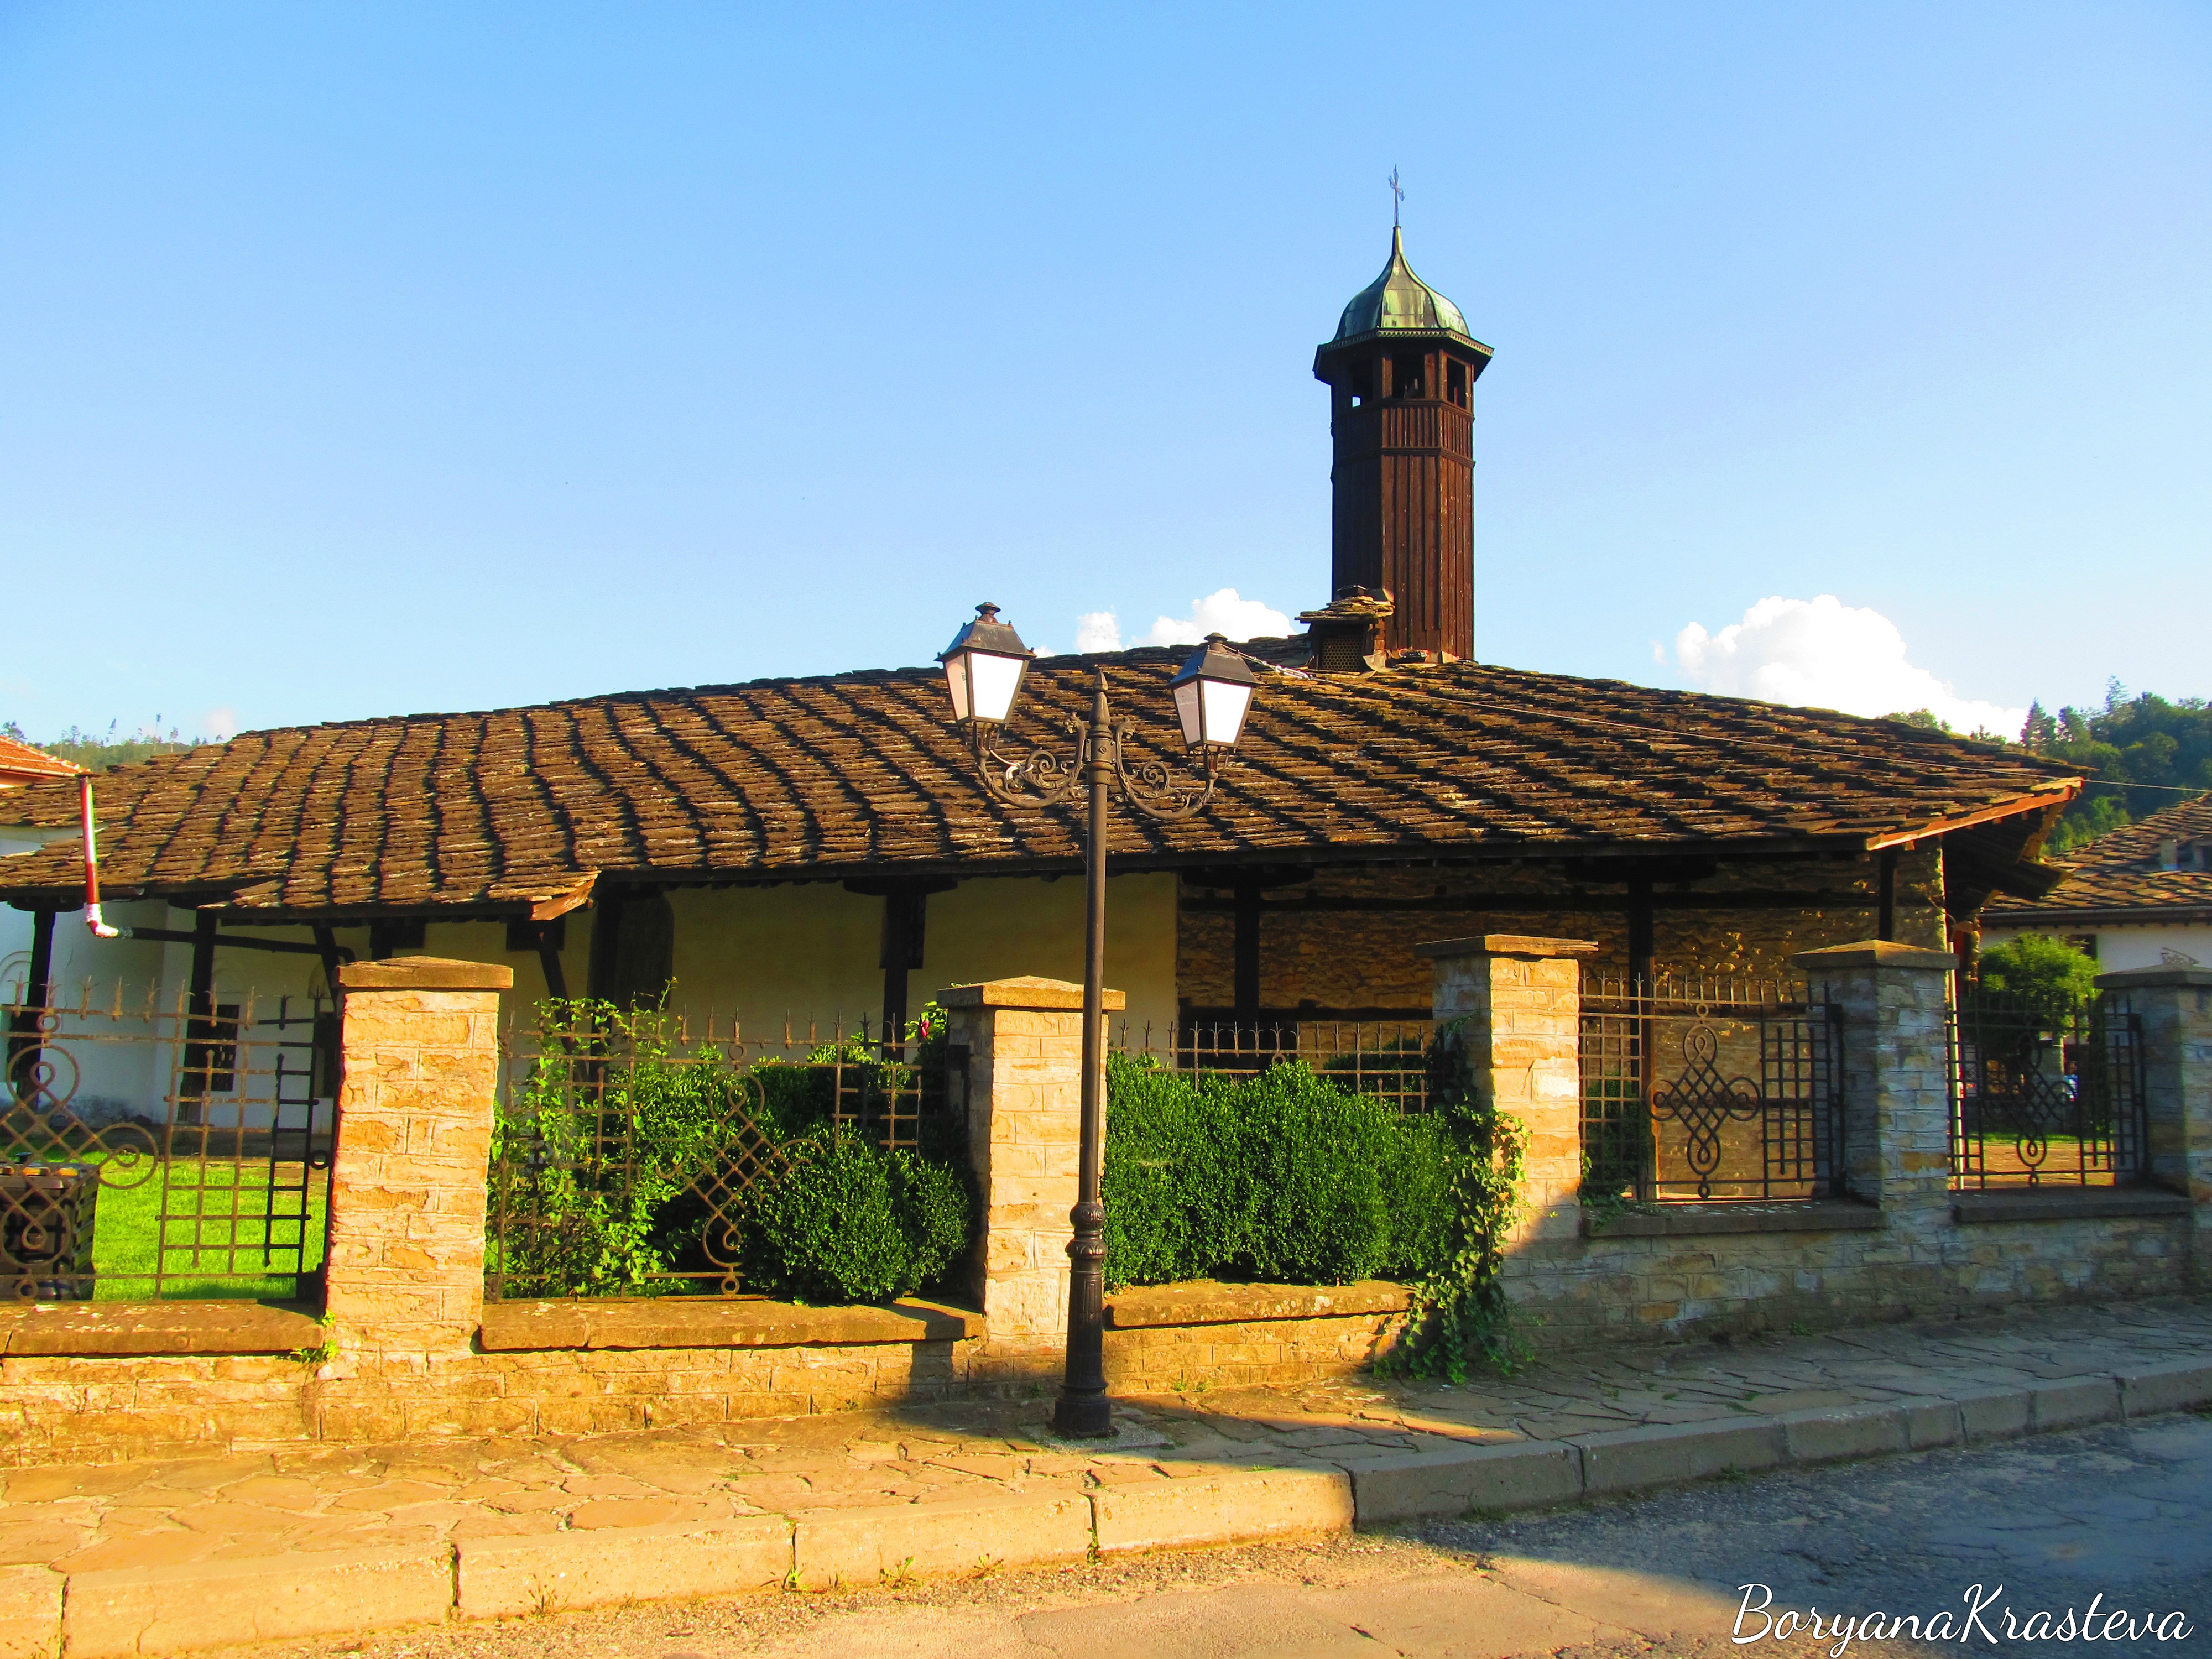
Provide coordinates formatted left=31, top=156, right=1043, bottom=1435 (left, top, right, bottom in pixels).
left=1313, top=229, right=1491, bottom=661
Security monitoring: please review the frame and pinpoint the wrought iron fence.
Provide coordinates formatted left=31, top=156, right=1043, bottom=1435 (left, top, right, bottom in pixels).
left=1949, top=985, right=2145, bottom=1188
left=486, top=1008, right=963, bottom=1300
left=1578, top=977, right=1843, bottom=1203
left=1112, top=1019, right=1433, bottom=1113
left=1, top=978, right=333, bottom=1301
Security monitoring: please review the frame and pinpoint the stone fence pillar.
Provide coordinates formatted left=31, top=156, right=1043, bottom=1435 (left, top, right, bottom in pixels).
left=2094, top=965, right=2212, bottom=1282
left=325, top=957, right=511, bottom=1362
left=1790, top=941, right=1955, bottom=1232
left=939, top=975, right=1121, bottom=1374
left=1416, top=936, right=1596, bottom=1267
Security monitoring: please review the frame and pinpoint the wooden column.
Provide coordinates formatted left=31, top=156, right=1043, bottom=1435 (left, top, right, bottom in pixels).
left=1625, top=871, right=1655, bottom=990
left=178, top=910, right=218, bottom=1128
left=880, top=888, right=925, bottom=1047
left=6, top=908, right=56, bottom=1094
left=1232, top=874, right=1262, bottom=1023
left=585, top=885, right=627, bottom=1004
left=534, top=923, right=568, bottom=1000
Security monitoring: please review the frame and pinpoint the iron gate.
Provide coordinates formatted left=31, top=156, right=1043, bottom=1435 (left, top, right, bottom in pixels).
left=2, top=982, right=334, bottom=1300
left=1579, top=979, right=1844, bottom=1203
left=1949, top=987, right=2145, bottom=1188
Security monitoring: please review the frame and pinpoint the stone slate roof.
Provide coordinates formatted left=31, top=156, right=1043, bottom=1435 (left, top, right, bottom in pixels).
left=0, top=648, right=2077, bottom=920
left=1985, top=796, right=2212, bottom=925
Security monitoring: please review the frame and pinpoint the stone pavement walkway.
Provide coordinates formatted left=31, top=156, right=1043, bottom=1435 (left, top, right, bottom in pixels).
left=4, top=1297, right=2211, bottom=1657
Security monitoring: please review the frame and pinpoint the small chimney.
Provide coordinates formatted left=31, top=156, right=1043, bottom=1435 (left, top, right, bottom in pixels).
left=1297, top=588, right=1394, bottom=674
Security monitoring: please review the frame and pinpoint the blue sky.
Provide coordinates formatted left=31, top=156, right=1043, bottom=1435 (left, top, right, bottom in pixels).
left=2, top=2, right=2206, bottom=742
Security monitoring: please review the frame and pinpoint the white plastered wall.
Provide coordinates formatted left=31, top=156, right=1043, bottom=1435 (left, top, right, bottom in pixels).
left=4, top=868, right=1182, bottom=1111
left=664, top=873, right=1179, bottom=1041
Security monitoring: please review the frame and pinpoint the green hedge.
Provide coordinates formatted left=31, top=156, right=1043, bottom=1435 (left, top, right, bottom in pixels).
left=1100, top=1053, right=1454, bottom=1290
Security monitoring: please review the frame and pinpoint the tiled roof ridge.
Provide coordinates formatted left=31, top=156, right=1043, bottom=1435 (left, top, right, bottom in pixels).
left=191, top=652, right=2059, bottom=765
left=2063, top=795, right=2212, bottom=864
left=0, top=652, right=2075, bottom=836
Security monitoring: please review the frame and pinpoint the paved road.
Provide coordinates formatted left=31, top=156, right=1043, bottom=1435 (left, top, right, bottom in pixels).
left=255, top=1414, right=2212, bottom=1659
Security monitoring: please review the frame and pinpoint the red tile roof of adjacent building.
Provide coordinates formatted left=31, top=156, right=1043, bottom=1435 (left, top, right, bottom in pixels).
left=0, top=734, right=82, bottom=787
left=0, top=649, right=2079, bottom=919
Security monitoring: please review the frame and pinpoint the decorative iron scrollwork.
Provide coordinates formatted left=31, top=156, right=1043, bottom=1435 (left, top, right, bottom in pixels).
left=967, top=720, right=1087, bottom=809
left=1110, top=724, right=1223, bottom=822
left=4, top=1010, right=159, bottom=1191
left=1648, top=1019, right=1765, bottom=1199
left=964, top=711, right=1224, bottom=821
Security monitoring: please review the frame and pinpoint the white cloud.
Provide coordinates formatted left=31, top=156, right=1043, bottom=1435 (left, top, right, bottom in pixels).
left=1136, top=588, right=1293, bottom=648
left=1672, top=594, right=2025, bottom=737
left=1071, top=589, right=1295, bottom=655
left=204, top=707, right=238, bottom=742
left=1074, top=611, right=1123, bottom=653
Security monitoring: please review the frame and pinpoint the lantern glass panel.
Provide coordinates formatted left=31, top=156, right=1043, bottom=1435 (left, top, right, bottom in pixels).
left=1172, top=679, right=1203, bottom=747
left=942, top=654, right=974, bottom=723
left=967, top=651, right=1027, bottom=724
left=1200, top=676, right=1254, bottom=747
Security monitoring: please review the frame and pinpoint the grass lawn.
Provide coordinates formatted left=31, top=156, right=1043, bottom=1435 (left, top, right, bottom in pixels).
left=80, top=1160, right=327, bottom=1301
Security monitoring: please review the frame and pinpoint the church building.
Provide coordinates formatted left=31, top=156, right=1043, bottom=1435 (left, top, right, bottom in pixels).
left=1, top=232, right=2078, bottom=1056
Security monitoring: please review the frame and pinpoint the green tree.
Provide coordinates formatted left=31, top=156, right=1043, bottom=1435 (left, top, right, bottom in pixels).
left=1882, top=708, right=1952, bottom=733
left=1, top=720, right=202, bottom=772
left=1973, top=934, right=2099, bottom=1026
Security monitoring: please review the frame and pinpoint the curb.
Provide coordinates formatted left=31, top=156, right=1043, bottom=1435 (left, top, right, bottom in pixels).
left=17, top=1359, right=2211, bottom=1656
left=1353, top=1359, right=2212, bottom=1524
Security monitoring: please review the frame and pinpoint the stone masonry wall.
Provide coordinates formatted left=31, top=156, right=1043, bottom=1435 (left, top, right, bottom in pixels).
left=1423, top=936, right=2206, bottom=1352
left=0, top=1337, right=982, bottom=1468
left=1506, top=1213, right=2196, bottom=1349
left=1178, top=851, right=1944, bottom=1014
left=1102, top=1313, right=1400, bottom=1393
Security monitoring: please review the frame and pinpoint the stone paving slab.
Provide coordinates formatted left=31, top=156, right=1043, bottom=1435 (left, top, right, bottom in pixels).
left=2, top=1296, right=2209, bottom=1656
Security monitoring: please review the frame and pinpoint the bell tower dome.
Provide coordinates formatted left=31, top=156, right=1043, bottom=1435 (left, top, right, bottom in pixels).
left=1313, top=229, right=1491, bottom=660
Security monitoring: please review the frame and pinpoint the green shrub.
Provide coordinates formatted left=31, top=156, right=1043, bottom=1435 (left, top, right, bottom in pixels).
left=491, top=998, right=974, bottom=1305
left=1241, top=1065, right=1397, bottom=1282
left=1100, top=1052, right=1247, bottom=1286
left=742, top=1128, right=974, bottom=1305
left=890, top=1147, right=973, bottom=1288
left=1101, top=1053, right=1454, bottom=1290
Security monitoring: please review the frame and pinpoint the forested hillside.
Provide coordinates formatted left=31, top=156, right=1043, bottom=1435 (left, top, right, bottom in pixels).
left=2017, top=682, right=2212, bottom=853
left=0, top=721, right=202, bottom=774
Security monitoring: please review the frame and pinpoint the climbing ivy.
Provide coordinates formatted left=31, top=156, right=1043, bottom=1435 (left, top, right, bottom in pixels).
left=1373, top=1016, right=1533, bottom=1381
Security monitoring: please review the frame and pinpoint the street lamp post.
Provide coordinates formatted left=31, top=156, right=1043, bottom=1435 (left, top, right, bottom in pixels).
left=937, top=604, right=1256, bottom=1439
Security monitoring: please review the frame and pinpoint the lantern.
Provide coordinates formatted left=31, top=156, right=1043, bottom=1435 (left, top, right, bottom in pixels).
left=937, top=603, right=1034, bottom=725
left=1167, top=633, right=1258, bottom=749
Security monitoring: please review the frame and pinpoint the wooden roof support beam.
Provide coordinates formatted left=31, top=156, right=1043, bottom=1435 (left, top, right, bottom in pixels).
left=1861, top=784, right=2081, bottom=852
